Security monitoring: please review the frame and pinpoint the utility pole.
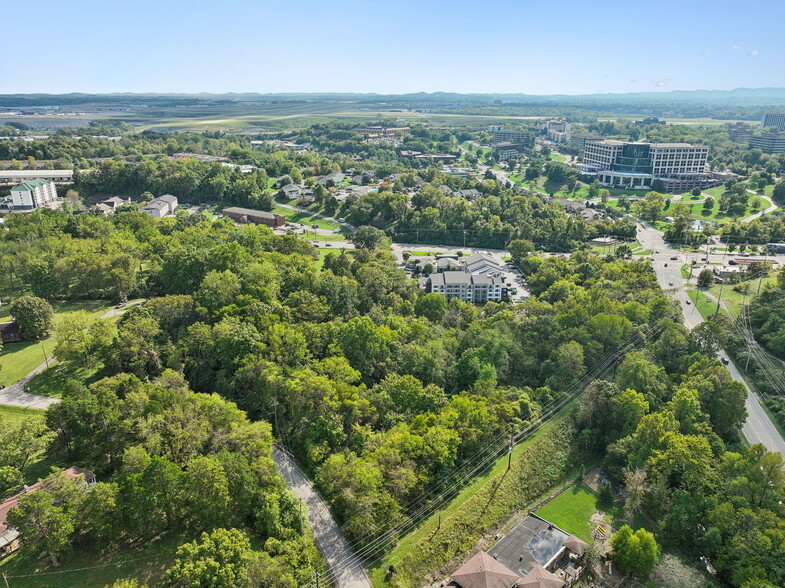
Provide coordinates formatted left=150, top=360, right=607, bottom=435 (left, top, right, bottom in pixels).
left=714, top=280, right=725, bottom=318
left=3, top=572, right=9, bottom=588
left=507, top=432, right=514, bottom=471
left=41, top=344, right=49, bottom=368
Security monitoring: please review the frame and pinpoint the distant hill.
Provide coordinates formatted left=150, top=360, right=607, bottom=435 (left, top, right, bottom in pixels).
left=3, top=88, right=785, bottom=108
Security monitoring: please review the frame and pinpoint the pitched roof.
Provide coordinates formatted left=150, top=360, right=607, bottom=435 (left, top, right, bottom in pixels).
left=451, top=551, right=521, bottom=588
left=562, top=535, right=588, bottom=557
left=10, top=178, right=52, bottom=191
left=517, top=564, right=564, bottom=588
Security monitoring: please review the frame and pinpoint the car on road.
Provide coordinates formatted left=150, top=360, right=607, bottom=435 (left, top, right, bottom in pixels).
left=721, top=357, right=730, bottom=365
left=669, top=282, right=673, bottom=286
left=664, top=263, right=668, bottom=267
left=686, top=300, right=691, bottom=305
left=338, top=217, right=345, bottom=222
left=670, top=256, right=678, bottom=260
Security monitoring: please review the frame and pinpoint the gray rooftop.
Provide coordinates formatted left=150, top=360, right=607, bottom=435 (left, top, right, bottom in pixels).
left=490, top=514, right=570, bottom=578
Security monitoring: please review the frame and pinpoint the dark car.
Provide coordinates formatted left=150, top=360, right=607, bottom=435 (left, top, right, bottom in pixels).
left=721, top=357, right=730, bottom=365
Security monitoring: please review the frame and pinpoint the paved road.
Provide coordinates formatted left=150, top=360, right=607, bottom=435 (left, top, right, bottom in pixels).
left=0, top=359, right=61, bottom=409
left=742, top=191, right=777, bottom=223
left=636, top=222, right=785, bottom=458
left=272, top=445, right=371, bottom=588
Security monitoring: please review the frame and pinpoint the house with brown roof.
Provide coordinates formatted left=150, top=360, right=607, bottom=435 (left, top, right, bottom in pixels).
left=0, top=321, right=22, bottom=343
left=0, top=467, right=95, bottom=556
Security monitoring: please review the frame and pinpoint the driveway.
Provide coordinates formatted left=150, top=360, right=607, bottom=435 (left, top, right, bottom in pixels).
left=0, top=359, right=61, bottom=409
left=272, top=445, right=371, bottom=588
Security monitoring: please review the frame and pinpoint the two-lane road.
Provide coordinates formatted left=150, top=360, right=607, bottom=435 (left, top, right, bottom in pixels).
left=637, top=222, right=785, bottom=458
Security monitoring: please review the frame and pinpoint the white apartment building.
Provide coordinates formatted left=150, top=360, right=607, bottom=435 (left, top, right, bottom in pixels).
left=427, top=272, right=507, bottom=303
left=9, top=179, right=58, bottom=210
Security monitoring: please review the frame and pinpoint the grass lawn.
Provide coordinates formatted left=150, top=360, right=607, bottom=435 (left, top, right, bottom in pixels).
left=535, top=484, right=646, bottom=543
left=705, top=275, right=777, bottom=318
left=0, top=532, right=188, bottom=588
left=681, top=265, right=693, bottom=280
left=549, top=153, right=567, bottom=162
left=271, top=205, right=341, bottom=231
left=315, top=248, right=356, bottom=268
left=25, top=365, right=101, bottom=399
left=0, top=300, right=115, bottom=388
left=0, top=404, right=45, bottom=425
left=687, top=289, right=723, bottom=320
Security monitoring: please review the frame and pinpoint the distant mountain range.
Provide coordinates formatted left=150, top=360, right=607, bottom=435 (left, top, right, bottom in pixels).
left=3, top=88, right=785, bottom=108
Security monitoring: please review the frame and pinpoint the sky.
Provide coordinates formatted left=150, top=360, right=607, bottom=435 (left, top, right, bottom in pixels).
left=4, top=0, right=784, bottom=95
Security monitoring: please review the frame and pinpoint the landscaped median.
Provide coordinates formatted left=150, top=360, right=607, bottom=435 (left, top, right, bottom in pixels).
left=369, top=416, right=578, bottom=588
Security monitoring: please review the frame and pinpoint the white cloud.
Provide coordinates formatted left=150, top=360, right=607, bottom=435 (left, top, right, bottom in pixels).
left=748, top=49, right=759, bottom=57
left=655, top=78, right=671, bottom=87
left=731, top=45, right=743, bottom=50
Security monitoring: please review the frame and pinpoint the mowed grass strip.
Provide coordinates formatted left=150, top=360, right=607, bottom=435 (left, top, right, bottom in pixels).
left=371, top=417, right=577, bottom=588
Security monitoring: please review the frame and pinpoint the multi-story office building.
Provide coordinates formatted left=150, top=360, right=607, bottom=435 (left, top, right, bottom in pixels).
left=581, top=140, right=711, bottom=191
left=728, top=122, right=753, bottom=143
left=760, top=113, right=785, bottom=131
left=492, top=142, right=526, bottom=161
left=9, top=179, right=58, bottom=210
left=489, top=126, right=534, bottom=146
left=427, top=272, right=507, bottom=304
left=749, top=133, right=785, bottom=154
left=569, top=133, right=603, bottom=150
left=537, top=120, right=571, bottom=133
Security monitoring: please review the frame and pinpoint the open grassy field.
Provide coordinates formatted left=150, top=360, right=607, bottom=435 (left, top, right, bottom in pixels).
left=0, top=404, right=45, bottom=425
left=0, top=300, right=115, bottom=388
left=271, top=205, right=341, bottom=231
left=534, top=484, right=645, bottom=543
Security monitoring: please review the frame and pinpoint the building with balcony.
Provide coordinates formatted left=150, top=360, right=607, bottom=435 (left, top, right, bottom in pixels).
left=728, top=122, right=753, bottom=143
left=489, top=126, right=535, bottom=146
left=426, top=272, right=507, bottom=304
left=760, top=113, right=785, bottom=131
left=749, top=133, right=785, bottom=154
left=9, top=179, right=58, bottom=210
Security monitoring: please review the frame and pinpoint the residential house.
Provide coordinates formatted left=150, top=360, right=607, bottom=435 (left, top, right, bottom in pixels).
left=143, top=194, right=178, bottom=218
left=281, top=184, right=302, bottom=199
left=0, top=467, right=95, bottom=556
left=463, top=253, right=504, bottom=275
left=0, top=321, right=22, bottom=343
left=317, top=172, right=345, bottom=186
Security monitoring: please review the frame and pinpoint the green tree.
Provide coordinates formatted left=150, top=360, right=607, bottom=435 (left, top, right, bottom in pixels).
left=54, top=311, right=118, bottom=368
left=414, top=292, right=447, bottom=323
left=8, top=491, right=75, bottom=567
left=351, top=225, right=385, bottom=250
left=162, top=528, right=253, bottom=588
left=10, top=295, right=54, bottom=340
left=697, top=269, right=714, bottom=289
left=610, top=525, right=660, bottom=579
